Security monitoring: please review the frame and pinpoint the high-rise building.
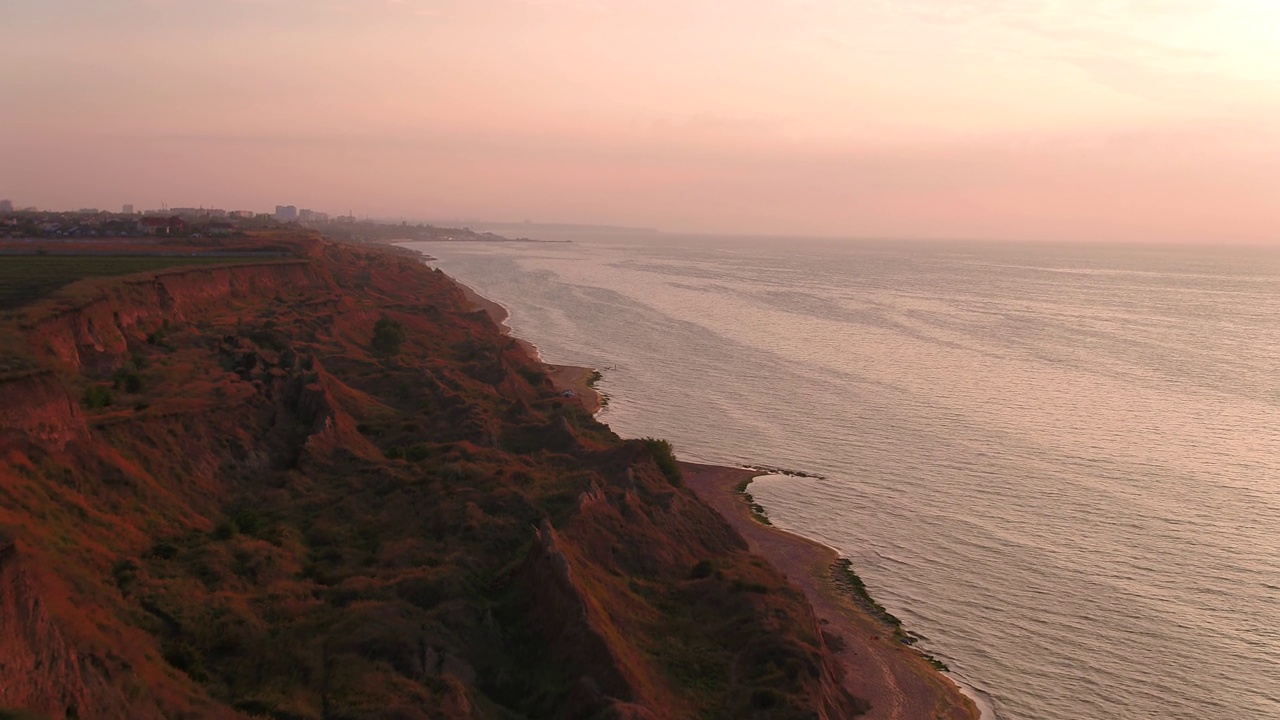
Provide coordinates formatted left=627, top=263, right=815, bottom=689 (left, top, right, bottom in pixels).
left=0, top=199, right=13, bottom=213
left=274, top=205, right=298, bottom=222
left=122, top=204, right=134, bottom=215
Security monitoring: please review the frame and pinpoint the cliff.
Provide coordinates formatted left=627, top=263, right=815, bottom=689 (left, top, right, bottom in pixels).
left=0, top=233, right=866, bottom=719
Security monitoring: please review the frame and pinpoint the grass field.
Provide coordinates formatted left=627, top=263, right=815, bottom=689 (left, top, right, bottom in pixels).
left=0, top=255, right=270, bottom=310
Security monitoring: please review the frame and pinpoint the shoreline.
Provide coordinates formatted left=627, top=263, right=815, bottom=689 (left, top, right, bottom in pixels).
left=454, top=279, right=604, bottom=414
left=682, top=462, right=982, bottom=720
left=415, top=247, right=990, bottom=718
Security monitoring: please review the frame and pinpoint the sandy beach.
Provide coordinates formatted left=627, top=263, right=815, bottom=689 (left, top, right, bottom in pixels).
left=682, top=462, right=980, bottom=720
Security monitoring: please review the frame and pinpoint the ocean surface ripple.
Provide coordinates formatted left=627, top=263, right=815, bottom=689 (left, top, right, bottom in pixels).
left=413, top=236, right=1280, bottom=720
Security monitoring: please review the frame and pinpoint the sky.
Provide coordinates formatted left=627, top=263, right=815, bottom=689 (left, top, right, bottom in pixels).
left=1, top=0, right=1277, bottom=243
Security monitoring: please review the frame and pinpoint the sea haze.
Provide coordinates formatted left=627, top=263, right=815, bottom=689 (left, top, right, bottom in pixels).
left=409, top=235, right=1280, bottom=720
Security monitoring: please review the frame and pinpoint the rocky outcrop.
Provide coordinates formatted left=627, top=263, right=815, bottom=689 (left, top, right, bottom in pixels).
left=0, top=371, right=86, bottom=451
left=290, top=360, right=382, bottom=461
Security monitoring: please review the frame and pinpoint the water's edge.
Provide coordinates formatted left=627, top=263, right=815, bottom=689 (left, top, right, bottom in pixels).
left=412, top=244, right=995, bottom=718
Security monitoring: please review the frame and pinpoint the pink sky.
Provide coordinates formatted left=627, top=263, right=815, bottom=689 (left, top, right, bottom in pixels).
left=1, top=0, right=1277, bottom=243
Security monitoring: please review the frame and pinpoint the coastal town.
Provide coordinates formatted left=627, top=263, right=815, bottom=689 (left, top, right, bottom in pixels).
left=0, top=200, right=529, bottom=245
left=0, top=200, right=331, bottom=239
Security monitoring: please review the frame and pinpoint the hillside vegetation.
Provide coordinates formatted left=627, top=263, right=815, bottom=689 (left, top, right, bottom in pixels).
left=0, top=232, right=864, bottom=719
left=0, top=255, right=284, bottom=310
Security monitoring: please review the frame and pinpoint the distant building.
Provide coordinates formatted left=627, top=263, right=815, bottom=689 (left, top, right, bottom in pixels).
left=138, top=216, right=186, bottom=236
left=122, top=204, right=134, bottom=215
left=1, top=199, right=15, bottom=213
left=275, top=205, right=298, bottom=222
left=298, top=209, right=330, bottom=223
left=208, top=222, right=236, bottom=236
left=230, top=210, right=256, bottom=218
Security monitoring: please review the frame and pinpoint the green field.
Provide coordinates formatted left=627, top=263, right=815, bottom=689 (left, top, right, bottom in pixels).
left=0, top=255, right=268, bottom=310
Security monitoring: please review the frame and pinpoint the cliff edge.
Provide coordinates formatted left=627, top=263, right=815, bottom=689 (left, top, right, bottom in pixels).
left=0, top=232, right=867, bottom=719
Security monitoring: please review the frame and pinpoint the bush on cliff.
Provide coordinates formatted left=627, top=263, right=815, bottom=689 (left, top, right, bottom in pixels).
left=81, top=384, right=113, bottom=409
left=642, top=437, right=683, bottom=487
left=371, top=314, right=405, bottom=357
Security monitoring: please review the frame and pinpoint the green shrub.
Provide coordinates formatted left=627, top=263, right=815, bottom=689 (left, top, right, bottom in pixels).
left=248, top=328, right=285, bottom=352
left=642, top=437, right=682, bottom=487
left=371, top=314, right=406, bottom=357
left=81, top=385, right=113, bottom=409
left=690, top=560, right=714, bottom=579
left=109, top=370, right=144, bottom=393
left=439, top=462, right=467, bottom=483
left=234, top=509, right=263, bottom=535
left=162, top=641, right=209, bottom=681
left=731, top=580, right=771, bottom=594
left=112, top=559, right=138, bottom=594
left=149, top=541, right=179, bottom=560
left=358, top=423, right=386, bottom=438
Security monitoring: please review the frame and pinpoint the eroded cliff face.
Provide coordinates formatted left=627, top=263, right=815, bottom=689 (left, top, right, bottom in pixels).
left=517, top=519, right=660, bottom=718
left=0, top=234, right=865, bottom=719
left=0, top=371, right=86, bottom=451
left=21, top=260, right=330, bottom=376
left=0, top=537, right=128, bottom=719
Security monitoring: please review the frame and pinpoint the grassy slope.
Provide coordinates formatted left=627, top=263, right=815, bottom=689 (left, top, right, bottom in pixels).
left=0, top=255, right=283, bottom=309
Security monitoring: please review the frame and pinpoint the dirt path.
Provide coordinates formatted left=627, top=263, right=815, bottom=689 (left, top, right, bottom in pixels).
left=683, top=462, right=978, bottom=720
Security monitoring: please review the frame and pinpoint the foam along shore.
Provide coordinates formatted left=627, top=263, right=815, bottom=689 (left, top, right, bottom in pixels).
left=682, top=462, right=983, bottom=720
left=455, top=280, right=604, bottom=413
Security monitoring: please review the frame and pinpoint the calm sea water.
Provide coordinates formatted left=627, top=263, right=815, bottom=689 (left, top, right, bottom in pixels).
left=408, top=235, right=1280, bottom=720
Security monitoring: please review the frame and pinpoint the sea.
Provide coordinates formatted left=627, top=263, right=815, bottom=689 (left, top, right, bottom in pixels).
left=406, top=234, right=1280, bottom=720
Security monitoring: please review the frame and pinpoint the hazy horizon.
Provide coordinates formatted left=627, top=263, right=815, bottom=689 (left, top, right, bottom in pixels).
left=2, top=1, right=1278, bottom=245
